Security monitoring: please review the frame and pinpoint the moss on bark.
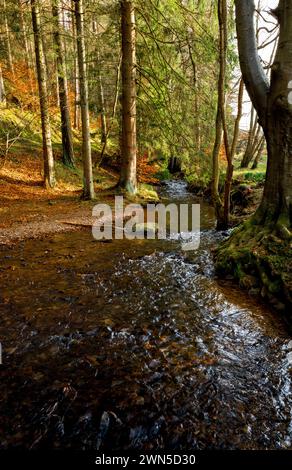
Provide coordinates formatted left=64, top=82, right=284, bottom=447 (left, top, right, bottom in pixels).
left=215, top=222, right=292, bottom=313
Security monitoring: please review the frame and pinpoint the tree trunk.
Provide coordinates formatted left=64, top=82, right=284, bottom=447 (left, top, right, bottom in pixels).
left=3, top=0, right=14, bottom=74
left=261, top=109, right=292, bottom=233
left=119, top=0, right=137, bottom=194
left=236, top=0, right=292, bottom=235
left=212, top=0, right=230, bottom=225
left=52, top=0, right=75, bottom=167
left=250, top=124, right=262, bottom=159
left=91, top=19, right=107, bottom=145
left=98, top=56, right=107, bottom=144
left=31, top=0, right=55, bottom=188
left=0, top=65, right=6, bottom=104
left=240, top=107, right=257, bottom=168
left=19, top=0, right=30, bottom=69
left=97, top=53, right=122, bottom=168
left=187, top=33, right=201, bottom=151
left=251, top=136, right=265, bottom=169
left=72, top=0, right=80, bottom=130
left=217, top=0, right=232, bottom=230
left=242, top=123, right=262, bottom=169
left=211, top=107, right=223, bottom=212
left=74, top=0, right=95, bottom=200
left=19, top=0, right=34, bottom=92
left=222, top=78, right=244, bottom=227
left=55, top=59, right=60, bottom=107
left=74, top=53, right=81, bottom=130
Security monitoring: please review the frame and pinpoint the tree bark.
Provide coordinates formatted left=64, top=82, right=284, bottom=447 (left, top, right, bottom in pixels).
left=240, top=107, right=257, bottom=168
left=212, top=0, right=230, bottom=225
left=218, top=0, right=234, bottom=230
left=119, top=0, right=137, bottom=194
left=97, top=53, right=122, bottom=168
left=230, top=79, right=245, bottom=162
left=19, top=0, right=34, bottom=92
left=19, top=0, right=30, bottom=69
left=74, top=0, right=95, bottom=200
left=91, top=19, right=107, bottom=145
left=235, top=0, right=269, bottom=121
left=187, top=33, right=201, bottom=151
left=235, top=0, right=292, bottom=236
left=221, top=78, right=244, bottom=229
left=71, top=0, right=80, bottom=130
left=251, top=135, right=265, bottom=169
left=98, top=54, right=107, bottom=144
left=3, top=0, right=14, bottom=74
left=0, top=65, right=6, bottom=104
left=31, top=0, right=55, bottom=188
left=52, top=0, right=75, bottom=167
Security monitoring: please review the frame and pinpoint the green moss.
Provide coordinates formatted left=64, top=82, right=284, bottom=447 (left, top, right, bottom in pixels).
left=137, top=183, right=159, bottom=202
left=215, top=220, right=292, bottom=311
left=155, top=168, right=171, bottom=181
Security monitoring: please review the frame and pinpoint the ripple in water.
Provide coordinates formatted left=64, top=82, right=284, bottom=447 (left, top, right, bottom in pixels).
left=0, top=181, right=291, bottom=450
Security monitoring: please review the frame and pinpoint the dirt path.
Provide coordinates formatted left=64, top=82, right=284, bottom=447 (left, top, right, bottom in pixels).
left=0, top=156, right=122, bottom=245
left=0, top=198, right=97, bottom=246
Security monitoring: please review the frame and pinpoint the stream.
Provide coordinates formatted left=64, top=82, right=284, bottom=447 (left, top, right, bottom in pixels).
left=0, top=180, right=292, bottom=450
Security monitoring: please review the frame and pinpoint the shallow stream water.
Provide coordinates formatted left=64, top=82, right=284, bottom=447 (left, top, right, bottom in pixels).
left=0, top=181, right=292, bottom=450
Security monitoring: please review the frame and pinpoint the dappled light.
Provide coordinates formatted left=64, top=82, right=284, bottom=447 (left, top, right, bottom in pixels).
left=0, top=0, right=291, bottom=464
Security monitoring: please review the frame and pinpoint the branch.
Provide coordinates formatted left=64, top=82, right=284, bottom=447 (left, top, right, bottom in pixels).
left=235, top=0, right=270, bottom=118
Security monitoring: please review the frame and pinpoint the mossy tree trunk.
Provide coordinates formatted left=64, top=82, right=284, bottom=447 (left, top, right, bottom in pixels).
left=235, top=0, right=292, bottom=235
left=216, top=0, right=292, bottom=310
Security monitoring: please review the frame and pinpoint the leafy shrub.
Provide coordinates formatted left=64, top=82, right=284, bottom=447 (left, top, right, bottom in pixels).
left=154, top=168, right=171, bottom=181
left=243, top=172, right=265, bottom=183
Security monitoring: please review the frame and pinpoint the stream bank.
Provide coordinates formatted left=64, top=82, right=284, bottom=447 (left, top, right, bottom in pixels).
left=186, top=177, right=291, bottom=313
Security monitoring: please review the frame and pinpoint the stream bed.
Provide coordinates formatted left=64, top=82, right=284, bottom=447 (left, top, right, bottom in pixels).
left=0, top=181, right=292, bottom=450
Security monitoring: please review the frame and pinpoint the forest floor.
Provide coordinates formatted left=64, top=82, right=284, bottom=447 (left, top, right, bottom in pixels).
left=0, top=152, right=158, bottom=246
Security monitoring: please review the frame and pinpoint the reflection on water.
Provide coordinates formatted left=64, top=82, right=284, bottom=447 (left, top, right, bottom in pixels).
left=0, top=181, right=292, bottom=450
